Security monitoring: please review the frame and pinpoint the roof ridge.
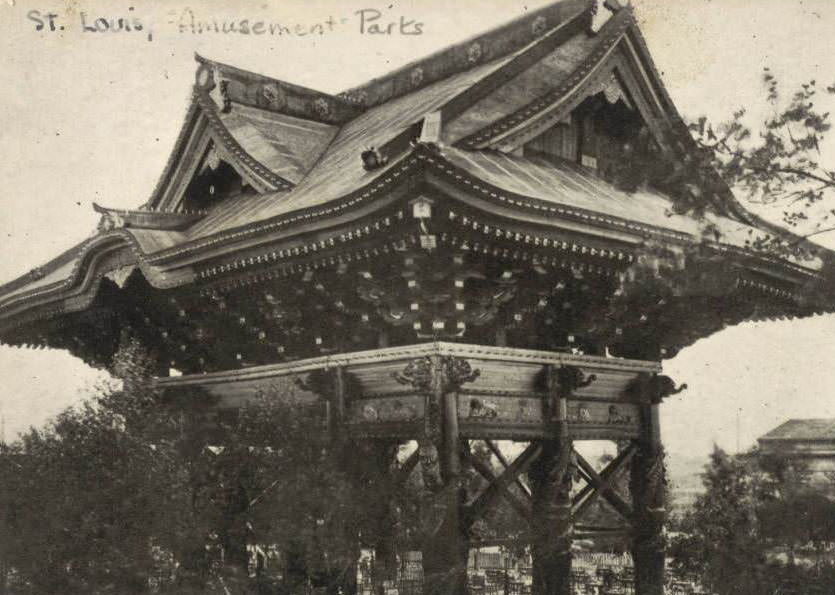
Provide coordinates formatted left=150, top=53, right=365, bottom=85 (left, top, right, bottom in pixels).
left=194, top=53, right=340, bottom=102
left=337, top=0, right=588, bottom=108
left=454, top=7, right=631, bottom=150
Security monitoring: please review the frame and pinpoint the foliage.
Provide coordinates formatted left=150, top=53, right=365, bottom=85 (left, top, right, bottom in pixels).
left=688, top=72, right=835, bottom=255
left=669, top=446, right=835, bottom=595
left=0, top=339, right=399, bottom=595
left=669, top=447, right=765, bottom=593
left=216, top=388, right=389, bottom=594
left=0, top=337, right=205, bottom=594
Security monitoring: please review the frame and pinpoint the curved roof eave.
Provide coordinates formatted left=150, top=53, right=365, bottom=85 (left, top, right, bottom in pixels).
left=2, top=141, right=830, bottom=335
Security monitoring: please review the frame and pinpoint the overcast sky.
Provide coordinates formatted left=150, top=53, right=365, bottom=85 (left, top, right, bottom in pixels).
left=1, top=0, right=834, bottom=460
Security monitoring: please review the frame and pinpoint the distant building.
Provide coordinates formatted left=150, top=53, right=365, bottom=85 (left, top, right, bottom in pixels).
left=757, top=419, right=835, bottom=484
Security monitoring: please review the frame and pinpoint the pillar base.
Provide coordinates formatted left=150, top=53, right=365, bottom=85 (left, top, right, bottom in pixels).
left=531, top=549, right=572, bottom=595
left=421, top=482, right=469, bottom=595
left=632, top=541, right=665, bottom=595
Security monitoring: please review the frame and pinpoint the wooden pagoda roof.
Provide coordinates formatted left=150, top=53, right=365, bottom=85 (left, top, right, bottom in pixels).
left=0, top=0, right=833, bottom=338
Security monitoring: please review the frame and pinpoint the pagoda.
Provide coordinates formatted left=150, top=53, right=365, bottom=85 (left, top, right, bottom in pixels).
left=2, top=1, right=834, bottom=593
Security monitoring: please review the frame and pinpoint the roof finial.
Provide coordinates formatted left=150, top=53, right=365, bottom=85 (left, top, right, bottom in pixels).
left=587, top=0, right=621, bottom=34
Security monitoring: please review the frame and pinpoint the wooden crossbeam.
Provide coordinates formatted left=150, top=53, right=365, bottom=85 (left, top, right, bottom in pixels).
left=484, top=439, right=532, bottom=499
left=464, top=448, right=531, bottom=522
left=467, top=443, right=541, bottom=525
left=574, top=523, right=632, bottom=534
left=574, top=529, right=631, bottom=540
left=572, top=445, right=635, bottom=522
left=572, top=444, right=635, bottom=507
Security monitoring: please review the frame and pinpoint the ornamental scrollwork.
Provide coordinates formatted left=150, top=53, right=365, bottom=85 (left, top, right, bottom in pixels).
left=418, top=439, right=443, bottom=491
left=312, top=97, right=331, bottom=118
left=218, top=80, right=232, bottom=113
left=467, top=42, right=482, bottom=64
left=648, top=374, right=687, bottom=404
left=439, top=356, right=480, bottom=391
left=392, top=356, right=434, bottom=390
left=392, top=355, right=481, bottom=393
left=545, top=365, right=597, bottom=421
left=294, top=368, right=333, bottom=398
left=631, top=446, right=667, bottom=550
left=97, top=211, right=126, bottom=232
left=556, top=365, right=597, bottom=398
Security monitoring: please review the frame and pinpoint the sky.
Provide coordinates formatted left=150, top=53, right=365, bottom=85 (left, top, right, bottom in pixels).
left=1, top=0, right=834, bottom=461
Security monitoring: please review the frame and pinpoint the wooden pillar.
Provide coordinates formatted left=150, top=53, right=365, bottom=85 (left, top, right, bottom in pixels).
left=331, top=366, right=347, bottom=441
left=418, top=355, right=475, bottom=595
left=529, top=365, right=573, bottom=595
left=330, top=366, right=360, bottom=595
left=368, top=443, right=399, bottom=595
left=630, top=400, right=666, bottom=595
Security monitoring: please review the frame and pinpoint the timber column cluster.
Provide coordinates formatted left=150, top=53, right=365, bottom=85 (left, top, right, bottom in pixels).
left=154, top=342, right=680, bottom=595
left=393, top=355, right=480, bottom=595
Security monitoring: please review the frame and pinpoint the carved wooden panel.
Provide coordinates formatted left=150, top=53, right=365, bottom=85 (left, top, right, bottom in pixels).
left=458, top=394, right=547, bottom=440
left=346, top=395, right=425, bottom=425
left=343, top=395, right=425, bottom=438
left=156, top=342, right=660, bottom=440
left=566, top=399, right=641, bottom=440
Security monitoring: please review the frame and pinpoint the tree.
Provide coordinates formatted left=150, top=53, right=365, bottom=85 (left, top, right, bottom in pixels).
left=688, top=73, right=835, bottom=256
left=669, top=447, right=765, bottom=594
left=670, top=446, right=835, bottom=595
left=217, top=389, right=372, bottom=594
left=0, top=341, right=407, bottom=595
left=0, top=344, right=203, bottom=594
left=0, top=336, right=251, bottom=593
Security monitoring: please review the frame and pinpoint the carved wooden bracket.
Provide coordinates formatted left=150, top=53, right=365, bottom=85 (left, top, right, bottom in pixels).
left=392, top=355, right=480, bottom=393
left=556, top=365, right=597, bottom=399
left=439, top=356, right=481, bottom=392
left=627, top=372, right=688, bottom=404
left=392, top=356, right=434, bottom=390
left=294, top=368, right=335, bottom=397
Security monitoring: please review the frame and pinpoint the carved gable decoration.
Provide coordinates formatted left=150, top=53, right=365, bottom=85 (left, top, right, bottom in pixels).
left=521, top=79, right=645, bottom=179
left=449, top=8, right=675, bottom=160
left=146, top=90, right=312, bottom=212
left=181, top=142, right=249, bottom=212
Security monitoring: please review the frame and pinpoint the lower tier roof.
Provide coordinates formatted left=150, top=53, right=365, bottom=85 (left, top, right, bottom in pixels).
left=0, top=142, right=826, bottom=329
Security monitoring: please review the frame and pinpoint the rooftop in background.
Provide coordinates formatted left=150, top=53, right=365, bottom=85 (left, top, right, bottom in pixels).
left=758, top=419, right=835, bottom=442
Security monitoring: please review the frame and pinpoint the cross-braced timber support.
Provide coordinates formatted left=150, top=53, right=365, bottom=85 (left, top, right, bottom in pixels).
left=155, top=343, right=680, bottom=595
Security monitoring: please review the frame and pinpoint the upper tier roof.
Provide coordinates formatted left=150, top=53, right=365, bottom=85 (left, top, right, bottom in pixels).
left=0, top=0, right=832, bottom=336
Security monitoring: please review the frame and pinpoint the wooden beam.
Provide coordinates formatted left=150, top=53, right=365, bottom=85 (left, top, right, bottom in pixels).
left=573, top=446, right=635, bottom=521
left=574, top=529, right=631, bottom=540
left=574, top=525, right=631, bottom=534
left=467, top=442, right=541, bottom=524
left=571, top=444, right=633, bottom=506
left=464, top=447, right=531, bottom=522
left=484, top=439, right=532, bottom=499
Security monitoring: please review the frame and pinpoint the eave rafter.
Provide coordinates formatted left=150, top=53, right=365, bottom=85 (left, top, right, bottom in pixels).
left=0, top=140, right=827, bottom=345
left=93, top=203, right=206, bottom=232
